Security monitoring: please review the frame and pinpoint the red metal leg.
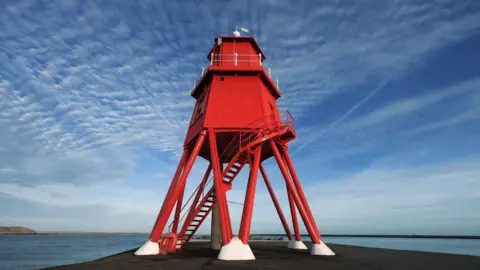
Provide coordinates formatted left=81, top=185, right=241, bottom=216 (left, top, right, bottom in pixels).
left=270, top=140, right=320, bottom=244
left=282, top=150, right=322, bottom=241
left=287, top=187, right=302, bottom=241
left=239, top=145, right=262, bottom=244
left=149, top=149, right=188, bottom=240
left=219, top=163, right=233, bottom=241
left=208, top=130, right=233, bottom=245
left=259, top=164, right=292, bottom=240
left=149, top=131, right=206, bottom=242
left=223, top=188, right=233, bottom=240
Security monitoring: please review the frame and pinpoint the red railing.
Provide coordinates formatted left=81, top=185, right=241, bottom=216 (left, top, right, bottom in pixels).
left=193, top=53, right=279, bottom=90
left=239, top=110, right=295, bottom=147
left=281, top=110, right=296, bottom=135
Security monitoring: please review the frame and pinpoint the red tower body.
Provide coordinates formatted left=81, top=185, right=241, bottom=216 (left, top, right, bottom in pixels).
left=135, top=33, right=335, bottom=260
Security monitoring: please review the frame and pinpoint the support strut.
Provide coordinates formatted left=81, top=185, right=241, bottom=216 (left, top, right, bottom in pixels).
left=152, top=149, right=188, bottom=238
left=270, top=140, right=321, bottom=244
left=149, top=131, right=206, bottom=242
left=287, top=187, right=302, bottom=241
left=239, top=145, right=262, bottom=244
left=282, top=149, right=321, bottom=241
left=208, top=130, right=233, bottom=245
left=259, top=164, right=292, bottom=240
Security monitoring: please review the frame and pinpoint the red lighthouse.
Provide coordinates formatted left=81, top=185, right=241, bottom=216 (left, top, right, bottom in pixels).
left=135, top=29, right=335, bottom=260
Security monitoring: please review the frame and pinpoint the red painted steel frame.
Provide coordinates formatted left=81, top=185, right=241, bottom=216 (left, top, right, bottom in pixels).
left=270, top=140, right=321, bottom=245
left=220, top=164, right=234, bottom=241
left=208, top=129, right=233, bottom=245
left=259, top=164, right=292, bottom=240
left=149, top=131, right=207, bottom=242
left=287, top=187, right=302, bottom=241
left=282, top=150, right=322, bottom=241
left=239, top=145, right=262, bottom=244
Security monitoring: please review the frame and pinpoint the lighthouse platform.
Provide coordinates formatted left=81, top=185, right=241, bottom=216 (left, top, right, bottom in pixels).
left=43, top=241, right=480, bottom=270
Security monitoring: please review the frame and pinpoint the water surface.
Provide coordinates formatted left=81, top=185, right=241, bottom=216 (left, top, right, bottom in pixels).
left=0, top=234, right=479, bottom=270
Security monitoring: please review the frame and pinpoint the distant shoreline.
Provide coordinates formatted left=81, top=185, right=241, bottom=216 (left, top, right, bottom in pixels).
left=0, top=226, right=149, bottom=235
left=1, top=227, right=479, bottom=239
left=252, top=234, right=480, bottom=240
left=311, top=234, right=480, bottom=239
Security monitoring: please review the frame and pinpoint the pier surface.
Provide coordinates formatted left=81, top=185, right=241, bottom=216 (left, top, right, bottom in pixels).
left=44, top=241, right=480, bottom=270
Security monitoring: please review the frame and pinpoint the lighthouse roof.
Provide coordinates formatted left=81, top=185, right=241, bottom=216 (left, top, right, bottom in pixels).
left=207, top=36, right=266, bottom=61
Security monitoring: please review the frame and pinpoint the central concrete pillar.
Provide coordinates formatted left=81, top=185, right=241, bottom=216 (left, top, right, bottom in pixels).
left=210, top=203, right=222, bottom=250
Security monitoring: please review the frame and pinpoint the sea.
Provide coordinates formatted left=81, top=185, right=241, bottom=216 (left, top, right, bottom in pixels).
left=0, top=234, right=479, bottom=270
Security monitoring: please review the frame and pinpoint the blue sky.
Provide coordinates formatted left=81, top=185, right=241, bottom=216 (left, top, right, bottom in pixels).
left=1, top=0, right=479, bottom=235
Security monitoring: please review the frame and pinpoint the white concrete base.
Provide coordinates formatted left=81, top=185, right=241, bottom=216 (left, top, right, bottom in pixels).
left=134, top=240, right=159, bottom=256
left=311, top=242, right=335, bottom=256
left=218, top=237, right=255, bottom=260
left=287, top=239, right=308, bottom=250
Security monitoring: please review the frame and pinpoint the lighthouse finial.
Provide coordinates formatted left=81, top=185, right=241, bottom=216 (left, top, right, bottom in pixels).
left=233, top=26, right=241, bottom=37
left=233, top=26, right=249, bottom=37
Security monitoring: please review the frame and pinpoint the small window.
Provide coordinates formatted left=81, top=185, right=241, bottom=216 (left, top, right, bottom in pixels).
left=191, top=96, right=206, bottom=123
left=197, top=96, right=206, bottom=115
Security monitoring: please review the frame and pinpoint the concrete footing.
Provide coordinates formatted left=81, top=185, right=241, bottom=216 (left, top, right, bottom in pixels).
left=218, top=237, right=255, bottom=260
left=311, top=242, right=335, bottom=256
left=134, top=240, right=159, bottom=256
left=287, top=239, right=308, bottom=250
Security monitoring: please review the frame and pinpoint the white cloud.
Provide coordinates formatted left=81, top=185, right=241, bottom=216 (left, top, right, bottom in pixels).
left=291, top=77, right=480, bottom=156
left=305, top=158, right=480, bottom=235
left=402, top=110, right=480, bottom=136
